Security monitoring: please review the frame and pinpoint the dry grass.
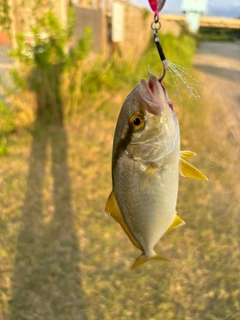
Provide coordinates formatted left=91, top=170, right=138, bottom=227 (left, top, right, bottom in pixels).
left=0, top=74, right=239, bottom=320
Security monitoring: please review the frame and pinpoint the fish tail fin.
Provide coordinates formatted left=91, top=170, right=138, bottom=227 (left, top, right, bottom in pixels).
left=131, top=252, right=168, bottom=270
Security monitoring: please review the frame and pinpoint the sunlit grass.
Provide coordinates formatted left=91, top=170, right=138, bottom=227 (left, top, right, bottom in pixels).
left=0, top=75, right=239, bottom=319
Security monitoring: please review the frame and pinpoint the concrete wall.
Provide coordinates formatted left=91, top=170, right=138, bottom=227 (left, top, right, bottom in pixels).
left=119, top=8, right=181, bottom=61
left=8, top=1, right=182, bottom=61
left=121, top=3, right=153, bottom=62
left=11, top=0, right=69, bottom=33
left=73, top=6, right=103, bottom=53
left=72, top=3, right=181, bottom=61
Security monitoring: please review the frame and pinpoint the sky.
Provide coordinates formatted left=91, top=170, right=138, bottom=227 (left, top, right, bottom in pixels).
left=132, top=0, right=240, bottom=18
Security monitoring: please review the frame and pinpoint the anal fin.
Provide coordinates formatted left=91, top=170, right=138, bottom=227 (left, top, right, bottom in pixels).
left=166, top=214, right=185, bottom=233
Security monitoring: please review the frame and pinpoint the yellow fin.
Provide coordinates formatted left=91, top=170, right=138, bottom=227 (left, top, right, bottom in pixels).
left=146, top=162, right=159, bottom=172
left=105, top=191, right=142, bottom=250
left=166, top=214, right=185, bottom=233
left=131, top=253, right=168, bottom=270
left=141, top=163, right=161, bottom=191
left=180, top=150, right=196, bottom=160
left=179, top=158, right=208, bottom=180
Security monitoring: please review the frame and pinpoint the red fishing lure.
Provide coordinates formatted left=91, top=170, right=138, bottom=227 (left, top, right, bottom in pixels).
left=148, top=0, right=166, bottom=14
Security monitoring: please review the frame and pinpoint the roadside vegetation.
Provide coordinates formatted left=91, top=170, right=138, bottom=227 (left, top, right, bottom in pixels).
left=197, top=26, right=240, bottom=41
left=0, top=7, right=239, bottom=320
left=0, top=7, right=197, bottom=136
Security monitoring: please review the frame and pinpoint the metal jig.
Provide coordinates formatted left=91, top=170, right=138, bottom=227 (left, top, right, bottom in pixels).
left=151, top=14, right=167, bottom=81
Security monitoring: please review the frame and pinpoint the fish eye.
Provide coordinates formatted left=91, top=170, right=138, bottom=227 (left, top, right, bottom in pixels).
left=133, top=117, right=141, bottom=126
left=130, top=113, right=144, bottom=131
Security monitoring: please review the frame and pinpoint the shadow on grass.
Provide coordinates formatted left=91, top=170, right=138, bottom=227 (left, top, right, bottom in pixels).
left=9, top=65, right=85, bottom=320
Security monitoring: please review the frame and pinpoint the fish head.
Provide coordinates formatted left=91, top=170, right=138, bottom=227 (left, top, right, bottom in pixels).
left=113, top=74, right=180, bottom=163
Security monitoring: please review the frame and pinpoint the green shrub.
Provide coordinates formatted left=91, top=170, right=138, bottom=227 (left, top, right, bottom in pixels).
left=0, top=137, right=8, bottom=156
left=0, top=100, right=15, bottom=135
left=4, top=9, right=197, bottom=125
left=135, top=32, right=196, bottom=81
left=9, top=9, right=92, bottom=123
left=79, top=31, right=197, bottom=108
left=82, top=58, right=136, bottom=95
left=0, top=100, right=15, bottom=156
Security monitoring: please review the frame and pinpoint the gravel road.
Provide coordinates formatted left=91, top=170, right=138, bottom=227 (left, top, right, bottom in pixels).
left=194, top=41, right=240, bottom=172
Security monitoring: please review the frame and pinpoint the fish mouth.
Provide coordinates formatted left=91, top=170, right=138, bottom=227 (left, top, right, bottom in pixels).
left=138, top=74, right=173, bottom=115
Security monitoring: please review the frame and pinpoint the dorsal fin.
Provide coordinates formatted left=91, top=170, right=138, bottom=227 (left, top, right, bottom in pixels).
left=105, top=191, right=142, bottom=250
left=180, top=150, right=196, bottom=160
left=179, top=158, right=208, bottom=180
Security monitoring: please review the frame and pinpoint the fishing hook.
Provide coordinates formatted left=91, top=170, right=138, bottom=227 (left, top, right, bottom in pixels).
left=148, top=0, right=167, bottom=80
left=152, top=26, right=166, bottom=81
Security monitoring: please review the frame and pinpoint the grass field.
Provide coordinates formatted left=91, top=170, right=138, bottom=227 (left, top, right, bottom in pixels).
left=0, top=54, right=239, bottom=319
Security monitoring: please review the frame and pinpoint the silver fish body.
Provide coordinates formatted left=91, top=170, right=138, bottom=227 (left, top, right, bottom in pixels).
left=106, top=73, right=208, bottom=269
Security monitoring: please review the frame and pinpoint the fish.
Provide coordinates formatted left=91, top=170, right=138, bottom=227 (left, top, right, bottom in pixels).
left=105, top=73, right=208, bottom=270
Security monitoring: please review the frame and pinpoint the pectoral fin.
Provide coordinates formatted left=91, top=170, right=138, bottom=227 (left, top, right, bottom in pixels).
left=141, top=163, right=161, bottom=191
left=105, top=191, right=142, bottom=250
left=166, top=214, right=185, bottom=233
left=131, top=252, right=168, bottom=270
left=179, top=158, right=208, bottom=180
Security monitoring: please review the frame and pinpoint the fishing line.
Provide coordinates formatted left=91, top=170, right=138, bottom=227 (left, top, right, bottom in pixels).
left=148, top=0, right=167, bottom=81
left=148, top=0, right=203, bottom=102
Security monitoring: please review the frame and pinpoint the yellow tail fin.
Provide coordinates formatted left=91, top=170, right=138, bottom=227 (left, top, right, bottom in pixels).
left=131, top=253, right=168, bottom=270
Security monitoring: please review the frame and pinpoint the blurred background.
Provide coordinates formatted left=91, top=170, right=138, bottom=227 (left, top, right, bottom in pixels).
left=0, top=1, right=239, bottom=319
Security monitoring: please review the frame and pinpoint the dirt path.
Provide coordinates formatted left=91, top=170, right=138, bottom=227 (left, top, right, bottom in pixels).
left=194, top=41, right=240, bottom=171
